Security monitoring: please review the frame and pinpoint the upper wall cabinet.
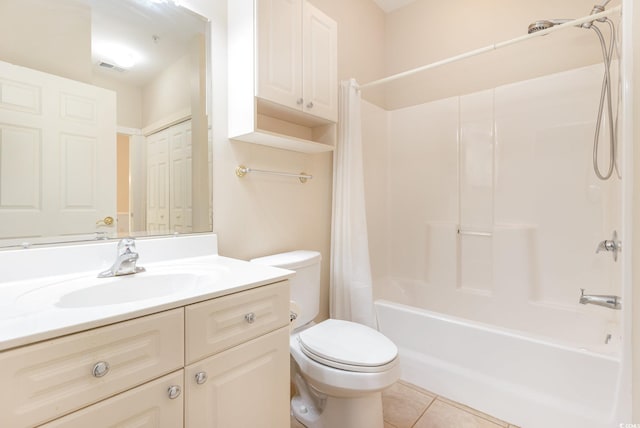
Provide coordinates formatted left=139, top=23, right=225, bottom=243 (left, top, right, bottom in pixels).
left=229, top=0, right=338, bottom=153
left=257, top=0, right=337, bottom=122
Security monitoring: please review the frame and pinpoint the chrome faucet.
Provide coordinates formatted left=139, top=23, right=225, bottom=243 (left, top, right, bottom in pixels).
left=98, top=238, right=146, bottom=278
left=579, top=288, right=621, bottom=310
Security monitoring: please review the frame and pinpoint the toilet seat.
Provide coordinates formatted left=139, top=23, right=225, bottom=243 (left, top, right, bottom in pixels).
left=297, top=319, right=398, bottom=373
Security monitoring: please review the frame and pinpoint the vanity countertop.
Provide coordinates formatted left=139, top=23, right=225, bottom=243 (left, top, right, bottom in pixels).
left=0, top=236, right=294, bottom=352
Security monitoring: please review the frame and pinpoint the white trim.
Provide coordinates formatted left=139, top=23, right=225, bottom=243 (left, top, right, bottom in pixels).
left=142, top=108, right=192, bottom=136
left=116, top=126, right=143, bottom=136
left=617, top=0, right=634, bottom=422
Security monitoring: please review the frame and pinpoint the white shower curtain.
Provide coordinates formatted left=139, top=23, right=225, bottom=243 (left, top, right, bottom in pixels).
left=330, top=79, right=376, bottom=328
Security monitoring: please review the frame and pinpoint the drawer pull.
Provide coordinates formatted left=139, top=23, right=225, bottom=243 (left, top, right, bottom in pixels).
left=195, top=371, right=208, bottom=385
left=92, top=361, right=110, bottom=378
left=244, top=312, right=256, bottom=324
left=167, top=385, right=182, bottom=399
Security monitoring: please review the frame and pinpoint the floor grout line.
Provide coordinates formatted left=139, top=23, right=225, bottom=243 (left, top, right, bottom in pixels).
left=409, top=393, right=437, bottom=428
left=435, top=395, right=510, bottom=427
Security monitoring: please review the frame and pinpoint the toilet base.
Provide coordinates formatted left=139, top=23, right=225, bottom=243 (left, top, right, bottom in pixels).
left=291, top=375, right=384, bottom=428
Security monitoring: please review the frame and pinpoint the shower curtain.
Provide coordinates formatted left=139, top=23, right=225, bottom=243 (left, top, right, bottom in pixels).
left=330, top=79, right=376, bottom=328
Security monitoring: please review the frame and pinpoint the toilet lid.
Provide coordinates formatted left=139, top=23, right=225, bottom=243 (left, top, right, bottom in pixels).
left=298, top=319, right=398, bottom=372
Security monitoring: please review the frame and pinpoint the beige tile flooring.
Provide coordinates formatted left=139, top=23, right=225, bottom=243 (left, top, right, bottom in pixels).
left=290, top=380, right=520, bottom=428
left=382, top=381, right=519, bottom=428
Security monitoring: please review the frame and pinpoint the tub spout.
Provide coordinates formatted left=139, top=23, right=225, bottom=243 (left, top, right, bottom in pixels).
left=579, top=289, right=621, bottom=310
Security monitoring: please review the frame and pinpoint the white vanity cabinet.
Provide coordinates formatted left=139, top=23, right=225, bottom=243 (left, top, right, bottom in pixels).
left=185, top=327, right=290, bottom=427
left=39, top=371, right=185, bottom=428
left=0, top=280, right=290, bottom=428
left=184, top=281, right=290, bottom=427
left=229, top=0, right=338, bottom=153
left=0, top=308, right=184, bottom=428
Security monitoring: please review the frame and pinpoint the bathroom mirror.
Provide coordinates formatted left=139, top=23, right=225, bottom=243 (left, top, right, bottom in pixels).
left=0, top=0, right=212, bottom=248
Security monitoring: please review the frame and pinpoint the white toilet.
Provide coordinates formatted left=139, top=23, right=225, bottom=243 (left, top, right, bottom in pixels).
left=251, top=250, right=400, bottom=428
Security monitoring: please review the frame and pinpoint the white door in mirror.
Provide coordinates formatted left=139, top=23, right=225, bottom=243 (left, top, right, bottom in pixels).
left=0, top=60, right=116, bottom=239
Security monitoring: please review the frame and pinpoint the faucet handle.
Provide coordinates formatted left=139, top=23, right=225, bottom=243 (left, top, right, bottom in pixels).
left=117, top=238, right=137, bottom=253
left=595, top=231, right=620, bottom=262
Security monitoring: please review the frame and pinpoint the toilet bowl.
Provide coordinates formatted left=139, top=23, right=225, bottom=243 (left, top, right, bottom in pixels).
left=250, top=251, right=400, bottom=428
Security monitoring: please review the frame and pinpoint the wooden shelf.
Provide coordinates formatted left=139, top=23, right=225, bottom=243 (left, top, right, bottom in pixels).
left=230, top=98, right=335, bottom=153
left=231, top=129, right=334, bottom=153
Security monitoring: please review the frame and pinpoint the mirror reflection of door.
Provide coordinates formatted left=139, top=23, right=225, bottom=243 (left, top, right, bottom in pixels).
left=0, top=60, right=117, bottom=240
left=0, top=0, right=211, bottom=246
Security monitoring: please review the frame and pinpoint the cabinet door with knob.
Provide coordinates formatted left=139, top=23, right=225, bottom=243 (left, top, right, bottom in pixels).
left=256, top=0, right=337, bottom=122
left=256, top=0, right=303, bottom=112
left=39, top=371, right=184, bottom=428
left=0, top=308, right=184, bottom=427
left=184, top=281, right=290, bottom=364
left=185, top=327, right=290, bottom=428
left=301, top=1, right=337, bottom=121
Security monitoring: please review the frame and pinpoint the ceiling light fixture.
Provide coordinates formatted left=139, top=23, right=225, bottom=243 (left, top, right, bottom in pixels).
left=96, top=44, right=140, bottom=69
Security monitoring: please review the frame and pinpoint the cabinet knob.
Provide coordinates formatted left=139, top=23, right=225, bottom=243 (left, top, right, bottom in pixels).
left=92, top=361, right=110, bottom=378
left=195, top=371, right=208, bottom=385
left=306, top=101, right=314, bottom=108
left=296, top=98, right=304, bottom=105
left=244, top=312, right=256, bottom=324
left=167, top=385, right=182, bottom=399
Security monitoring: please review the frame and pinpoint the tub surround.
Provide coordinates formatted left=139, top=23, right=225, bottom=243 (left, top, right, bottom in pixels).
left=0, top=234, right=294, bottom=351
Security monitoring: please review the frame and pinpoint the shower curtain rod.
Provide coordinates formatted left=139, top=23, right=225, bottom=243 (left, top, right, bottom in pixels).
left=360, top=6, right=621, bottom=90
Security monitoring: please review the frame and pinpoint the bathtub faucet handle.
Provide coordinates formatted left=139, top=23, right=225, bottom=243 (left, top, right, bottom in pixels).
left=595, top=230, right=620, bottom=262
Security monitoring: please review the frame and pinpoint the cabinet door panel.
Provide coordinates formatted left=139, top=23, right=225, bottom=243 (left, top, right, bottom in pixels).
left=257, top=0, right=303, bottom=109
left=0, top=308, right=184, bottom=427
left=303, top=2, right=337, bottom=121
left=40, top=371, right=184, bottom=428
left=185, top=281, right=289, bottom=364
left=185, top=327, right=290, bottom=428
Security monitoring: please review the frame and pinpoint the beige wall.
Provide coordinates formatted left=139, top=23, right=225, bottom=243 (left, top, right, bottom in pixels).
left=0, top=0, right=92, bottom=83
left=379, top=0, right=620, bottom=109
left=142, top=54, right=192, bottom=128
left=92, top=75, right=143, bottom=129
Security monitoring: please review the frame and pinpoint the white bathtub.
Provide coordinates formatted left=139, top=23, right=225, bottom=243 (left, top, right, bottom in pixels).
left=375, top=299, right=623, bottom=428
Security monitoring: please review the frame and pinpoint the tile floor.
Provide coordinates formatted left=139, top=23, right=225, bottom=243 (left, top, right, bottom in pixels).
left=290, top=380, right=520, bottom=428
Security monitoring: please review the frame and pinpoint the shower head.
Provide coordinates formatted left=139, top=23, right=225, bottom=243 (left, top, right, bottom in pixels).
left=529, top=1, right=612, bottom=34
left=582, top=0, right=612, bottom=28
left=527, top=19, right=573, bottom=34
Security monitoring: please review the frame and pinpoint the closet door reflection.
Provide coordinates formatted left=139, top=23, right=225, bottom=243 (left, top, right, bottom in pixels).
left=146, top=120, right=192, bottom=234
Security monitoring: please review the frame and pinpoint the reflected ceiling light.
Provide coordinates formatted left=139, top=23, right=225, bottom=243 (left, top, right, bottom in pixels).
left=96, top=44, right=140, bottom=69
left=145, top=0, right=182, bottom=6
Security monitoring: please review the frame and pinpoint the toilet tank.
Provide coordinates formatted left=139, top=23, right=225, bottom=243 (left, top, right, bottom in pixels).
left=250, top=250, right=321, bottom=327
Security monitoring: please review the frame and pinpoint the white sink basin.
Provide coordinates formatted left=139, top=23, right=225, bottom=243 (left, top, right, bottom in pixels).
left=56, top=272, right=206, bottom=307
left=14, top=267, right=226, bottom=310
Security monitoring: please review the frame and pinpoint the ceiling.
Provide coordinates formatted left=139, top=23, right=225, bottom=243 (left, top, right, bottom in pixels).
left=372, top=0, right=417, bottom=13
left=89, top=0, right=207, bottom=87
